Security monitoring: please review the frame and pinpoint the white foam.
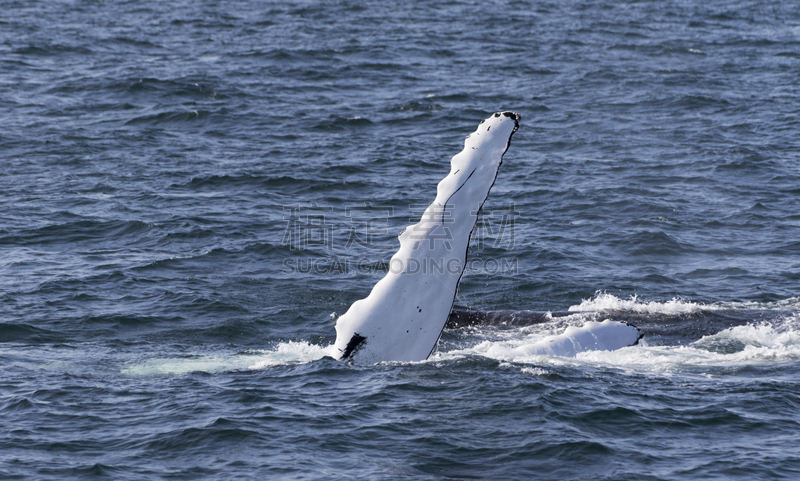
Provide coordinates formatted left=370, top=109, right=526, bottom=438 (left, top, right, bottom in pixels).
left=723, top=297, right=800, bottom=311
left=436, top=315, right=800, bottom=375
left=567, top=292, right=800, bottom=314
left=247, top=342, right=329, bottom=370
left=122, top=341, right=328, bottom=376
left=576, top=320, right=800, bottom=374
left=520, top=367, right=549, bottom=376
left=121, top=296, right=800, bottom=376
left=568, top=292, right=706, bottom=315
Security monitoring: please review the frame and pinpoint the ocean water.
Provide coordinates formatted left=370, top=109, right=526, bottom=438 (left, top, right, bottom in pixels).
left=2, top=0, right=799, bottom=479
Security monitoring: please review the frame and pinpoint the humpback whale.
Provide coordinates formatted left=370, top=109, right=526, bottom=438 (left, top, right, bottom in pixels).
left=331, top=112, right=641, bottom=364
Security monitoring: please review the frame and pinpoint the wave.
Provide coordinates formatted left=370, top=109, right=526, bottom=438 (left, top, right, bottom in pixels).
left=0, top=323, right=63, bottom=343
left=568, top=292, right=708, bottom=315
left=125, top=78, right=230, bottom=100
left=312, top=116, right=375, bottom=131
left=124, top=109, right=226, bottom=126
left=120, top=294, right=800, bottom=376
left=568, top=318, right=800, bottom=374
left=567, top=291, right=800, bottom=314
left=172, top=174, right=370, bottom=193
left=432, top=294, right=800, bottom=373
left=121, top=342, right=329, bottom=376
left=430, top=317, right=800, bottom=376
left=0, top=219, right=153, bottom=247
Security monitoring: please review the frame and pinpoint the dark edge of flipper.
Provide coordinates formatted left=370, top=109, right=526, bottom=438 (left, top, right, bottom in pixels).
left=426, top=111, right=520, bottom=359
left=621, top=321, right=645, bottom=346
left=341, top=333, right=367, bottom=360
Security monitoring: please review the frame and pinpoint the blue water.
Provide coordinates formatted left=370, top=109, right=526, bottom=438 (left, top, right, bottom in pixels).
left=2, top=0, right=799, bottom=479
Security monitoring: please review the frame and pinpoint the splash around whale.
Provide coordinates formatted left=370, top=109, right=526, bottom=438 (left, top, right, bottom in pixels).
left=331, top=112, right=642, bottom=364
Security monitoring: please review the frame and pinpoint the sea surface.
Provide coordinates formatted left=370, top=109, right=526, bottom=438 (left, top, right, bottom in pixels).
left=2, top=0, right=799, bottom=479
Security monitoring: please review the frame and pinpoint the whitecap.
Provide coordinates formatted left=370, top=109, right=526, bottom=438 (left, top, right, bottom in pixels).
left=122, top=341, right=329, bottom=376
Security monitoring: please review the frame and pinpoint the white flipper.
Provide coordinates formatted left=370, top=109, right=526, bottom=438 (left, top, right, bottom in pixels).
left=487, top=320, right=643, bottom=359
left=332, top=112, right=520, bottom=363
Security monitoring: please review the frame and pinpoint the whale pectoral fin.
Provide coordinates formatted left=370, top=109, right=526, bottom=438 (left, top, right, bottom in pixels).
left=331, top=112, right=520, bottom=364
left=513, top=320, right=642, bottom=358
